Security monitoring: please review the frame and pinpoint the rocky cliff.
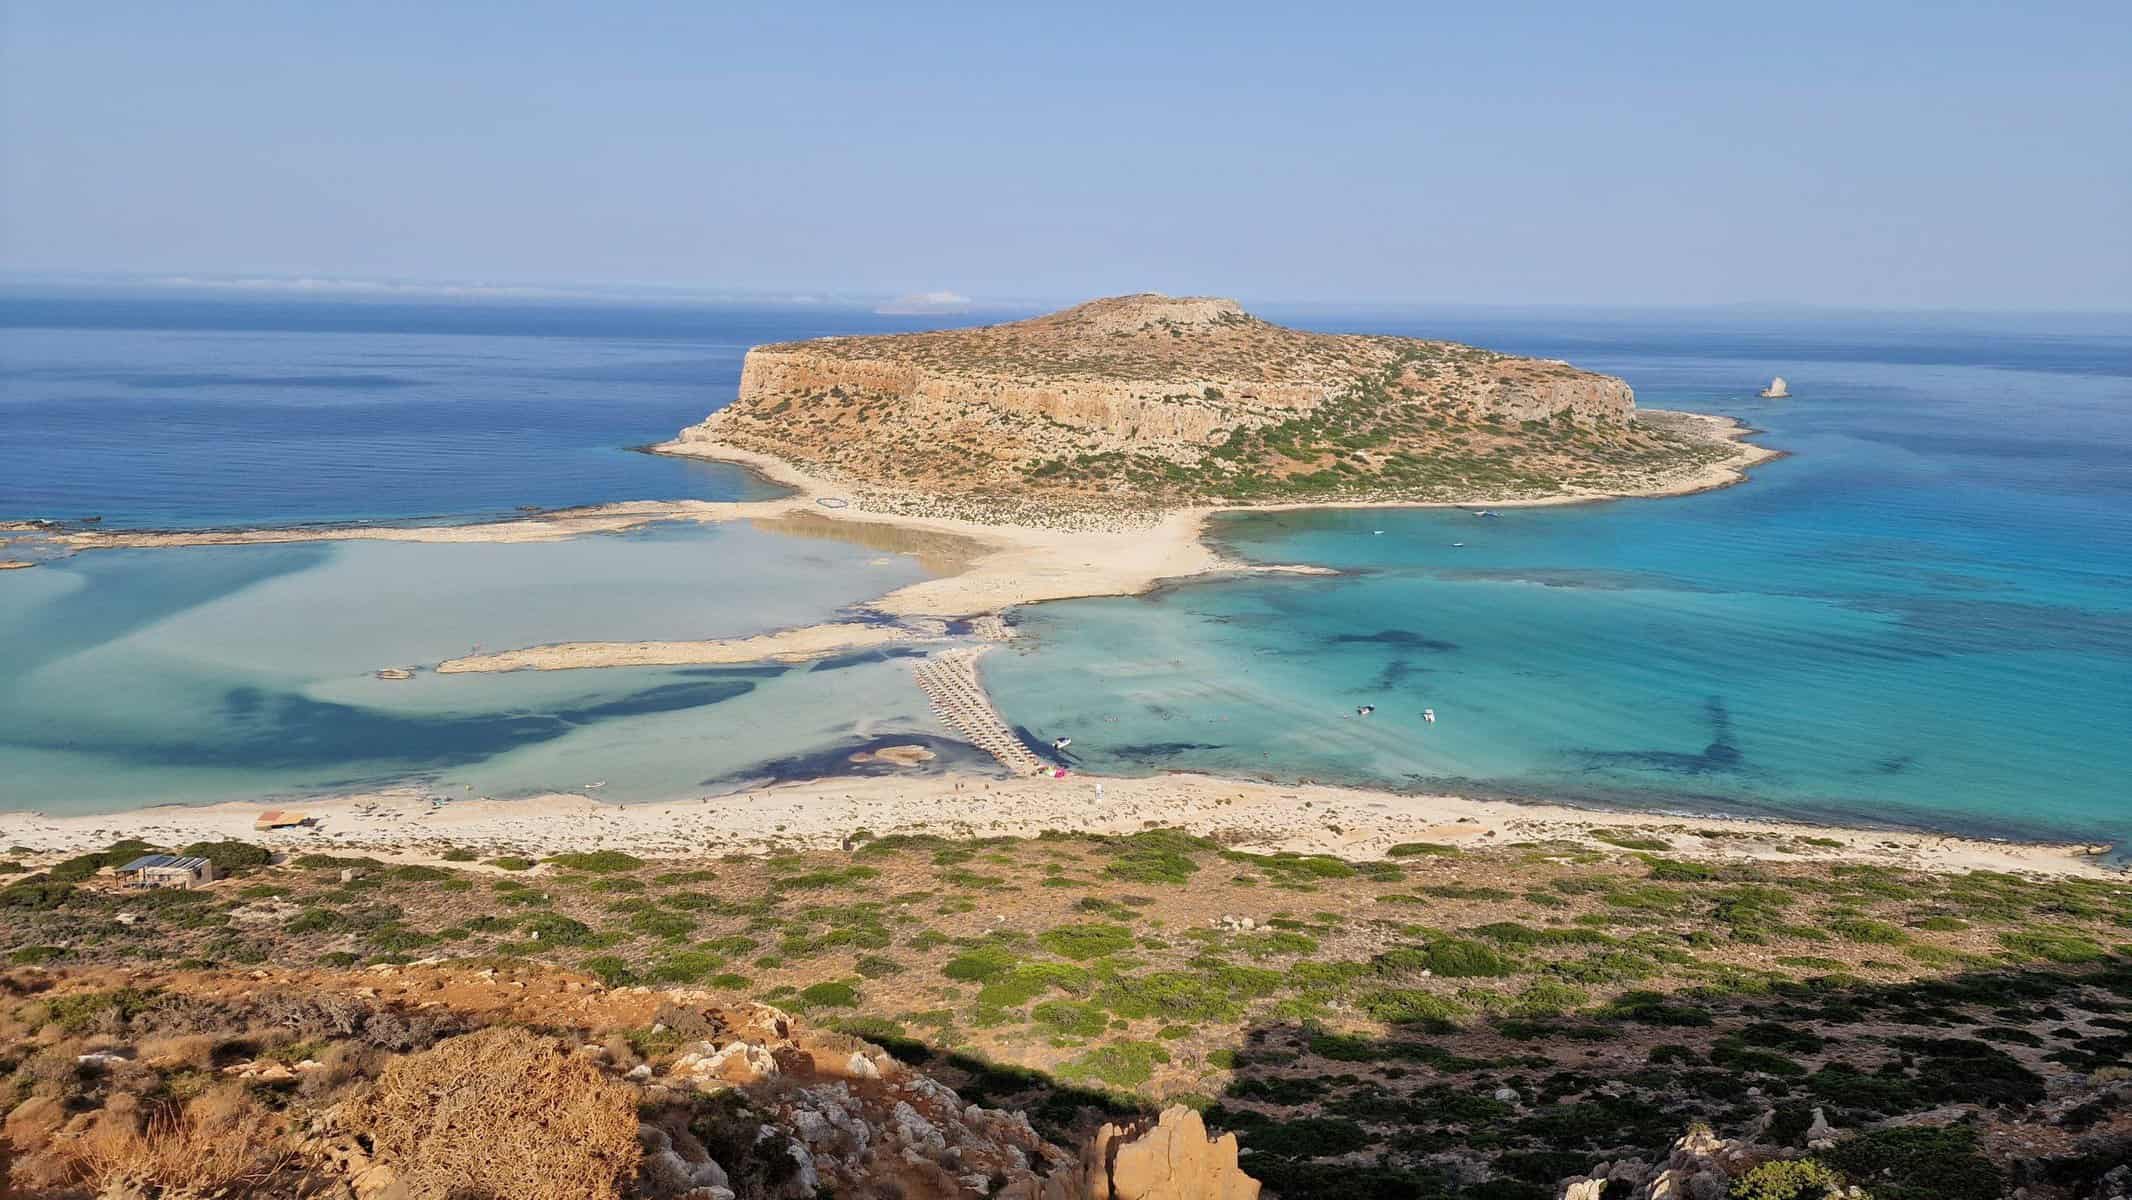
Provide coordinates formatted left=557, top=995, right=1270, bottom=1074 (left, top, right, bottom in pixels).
left=665, top=294, right=1723, bottom=513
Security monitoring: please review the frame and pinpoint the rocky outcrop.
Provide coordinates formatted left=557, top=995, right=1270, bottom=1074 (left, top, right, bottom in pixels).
left=1557, top=1126, right=1760, bottom=1200
left=1078, top=1106, right=1261, bottom=1200
left=627, top=1001, right=1266, bottom=1200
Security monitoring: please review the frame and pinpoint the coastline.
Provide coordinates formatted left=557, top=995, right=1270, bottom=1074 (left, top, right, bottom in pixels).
left=0, top=768, right=2110, bottom=879
left=2, top=410, right=1980, bottom=865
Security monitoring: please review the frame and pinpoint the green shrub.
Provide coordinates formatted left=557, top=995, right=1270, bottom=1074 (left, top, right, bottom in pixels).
left=1353, top=987, right=1467, bottom=1029
left=1727, top=1159, right=1850, bottom=1200
left=1032, top=1000, right=1110, bottom=1038
left=1375, top=937, right=1518, bottom=979
left=645, top=950, right=724, bottom=983
left=516, top=913, right=595, bottom=945
left=1998, top=929, right=2107, bottom=963
left=1591, top=830, right=1671, bottom=851
left=440, top=848, right=477, bottom=862
left=41, top=987, right=161, bottom=1033
left=1639, top=856, right=1718, bottom=882
left=285, top=908, right=339, bottom=934
left=977, top=962, right=1091, bottom=1008
left=627, top=910, right=696, bottom=940
left=943, top=945, right=1022, bottom=982
left=1037, top=922, right=1134, bottom=960
left=1815, top=1126, right=2003, bottom=1200
left=545, top=850, right=644, bottom=873
left=579, top=955, right=638, bottom=986
left=1826, top=917, right=1909, bottom=945
left=0, top=876, right=74, bottom=910
left=797, top=980, right=860, bottom=1008
left=486, top=856, right=535, bottom=871
left=1103, top=829, right=1211, bottom=885
left=179, top=840, right=273, bottom=871
left=1056, top=1040, right=1170, bottom=1088
left=294, top=853, right=384, bottom=870
left=1385, top=843, right=1461, bottom=858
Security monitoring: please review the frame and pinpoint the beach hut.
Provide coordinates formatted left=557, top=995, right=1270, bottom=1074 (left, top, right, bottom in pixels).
left=114, top=854, right=216, bottom=890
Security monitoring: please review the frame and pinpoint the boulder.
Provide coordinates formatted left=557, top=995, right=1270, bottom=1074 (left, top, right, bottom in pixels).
left=1084, top=1106, right=1261, bottom=1200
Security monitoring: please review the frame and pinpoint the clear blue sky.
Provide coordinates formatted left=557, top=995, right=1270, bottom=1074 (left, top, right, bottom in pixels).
left=3, top=0, right=2127, bottom=310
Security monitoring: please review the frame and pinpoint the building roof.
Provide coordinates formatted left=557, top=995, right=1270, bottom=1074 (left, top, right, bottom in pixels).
left=116, top=854, right=211, bottom=874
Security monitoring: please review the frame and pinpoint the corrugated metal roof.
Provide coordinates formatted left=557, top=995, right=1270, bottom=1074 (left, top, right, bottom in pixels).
left=117, top=854, right=210, bottom=873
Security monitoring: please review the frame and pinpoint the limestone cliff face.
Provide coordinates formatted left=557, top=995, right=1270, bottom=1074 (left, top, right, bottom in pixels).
left=669, top=293, right=1648, bottom=507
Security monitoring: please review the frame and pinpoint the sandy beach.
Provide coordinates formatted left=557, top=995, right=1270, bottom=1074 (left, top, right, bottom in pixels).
left=0, top=768, right=2109, bottom=879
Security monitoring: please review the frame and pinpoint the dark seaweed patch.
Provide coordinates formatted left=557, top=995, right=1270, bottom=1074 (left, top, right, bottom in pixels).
left=1328, top=629, right=1458, bottom=652
left=1575, top=696, right=1744, bottom=776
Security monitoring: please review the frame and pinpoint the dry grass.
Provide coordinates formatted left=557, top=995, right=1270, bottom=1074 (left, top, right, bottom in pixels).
left=352, top=1026, right=642, bottom=1200
left=66, top=1088, right=287, bottom=1195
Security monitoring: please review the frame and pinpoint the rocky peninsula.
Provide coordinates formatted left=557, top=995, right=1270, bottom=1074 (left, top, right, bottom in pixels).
left=662, top=293, right=1760, bottom=522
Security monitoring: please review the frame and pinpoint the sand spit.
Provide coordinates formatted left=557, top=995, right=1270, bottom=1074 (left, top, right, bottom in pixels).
left=0, top=770, right=2109, bottom=880
left=434, top=621, right=923, bottom=673
left=27, top=497, right=806, bottom=550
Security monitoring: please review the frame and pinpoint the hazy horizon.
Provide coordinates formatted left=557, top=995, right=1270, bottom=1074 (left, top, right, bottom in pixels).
left=4, top=1, right=2128, bottom=312
left=6, top=272, right=2132, bottom=324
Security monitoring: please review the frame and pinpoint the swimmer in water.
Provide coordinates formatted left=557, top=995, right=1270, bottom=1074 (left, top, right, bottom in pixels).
left=1357, top=705, right=1375, bottom=716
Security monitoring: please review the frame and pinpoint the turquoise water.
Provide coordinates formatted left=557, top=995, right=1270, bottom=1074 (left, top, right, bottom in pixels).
left=986, top=319, right=2132, bottom=849
left=3, top=297, right=2127, bottom=847
left=0, top=523, right=972, bottom=812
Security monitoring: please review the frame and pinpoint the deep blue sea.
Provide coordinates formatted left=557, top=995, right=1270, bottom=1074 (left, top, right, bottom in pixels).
left=2, top=292, right=2127, bottom=849
left=0, top=294, right=1005, bottom=528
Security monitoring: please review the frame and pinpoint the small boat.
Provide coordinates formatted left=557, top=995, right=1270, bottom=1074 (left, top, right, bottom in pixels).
left=1423, top=708, right=1436, bottom=724
left=1451, top=542, right=1466, bottom=548
left=1760, top=376, right=1790, bottom=399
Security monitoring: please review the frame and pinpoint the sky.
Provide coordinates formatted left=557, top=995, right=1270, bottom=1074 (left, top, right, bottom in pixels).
left=2, top=1, right=2128, bottom=311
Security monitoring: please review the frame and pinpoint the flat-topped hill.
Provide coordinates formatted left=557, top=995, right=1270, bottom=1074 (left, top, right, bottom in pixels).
left=667, top=294, right=1744, bottom=514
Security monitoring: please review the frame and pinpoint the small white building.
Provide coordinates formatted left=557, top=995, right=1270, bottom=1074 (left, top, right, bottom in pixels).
left=114, top=854, right=216, bottom=890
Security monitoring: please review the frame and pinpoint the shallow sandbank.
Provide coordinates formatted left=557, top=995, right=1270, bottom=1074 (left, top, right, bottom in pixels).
left=434, top=621, right=923, bottom=673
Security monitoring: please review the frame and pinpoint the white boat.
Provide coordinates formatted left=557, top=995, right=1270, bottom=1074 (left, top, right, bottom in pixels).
left=1760, top=376, right=1790, bottom=399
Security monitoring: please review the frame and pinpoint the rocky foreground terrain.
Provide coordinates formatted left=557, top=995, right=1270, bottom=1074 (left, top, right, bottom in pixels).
left=666, top=295, right=1743, bottom=517
left=3, top=829, right=2129, bottom=1198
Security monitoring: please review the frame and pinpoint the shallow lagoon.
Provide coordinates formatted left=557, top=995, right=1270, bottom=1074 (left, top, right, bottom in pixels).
left=0, top=522, right=958, bottom=813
